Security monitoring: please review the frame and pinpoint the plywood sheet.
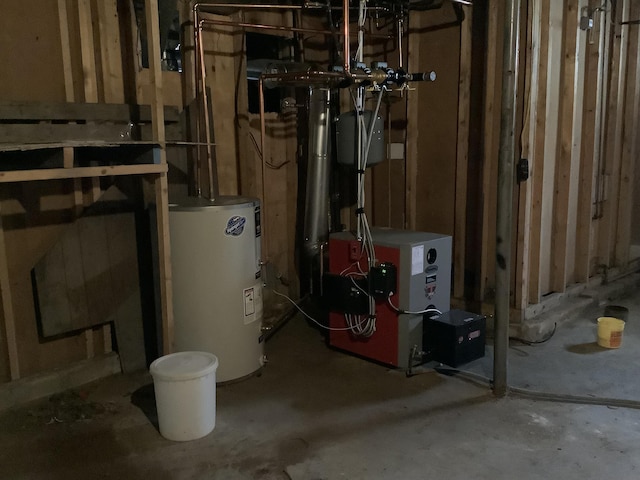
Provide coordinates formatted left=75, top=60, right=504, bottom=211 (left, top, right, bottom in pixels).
left=33, top=191, right=142, bottom=344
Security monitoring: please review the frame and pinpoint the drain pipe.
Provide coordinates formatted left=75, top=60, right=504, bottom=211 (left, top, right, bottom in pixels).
left=493, top=0, right=522, bottom=397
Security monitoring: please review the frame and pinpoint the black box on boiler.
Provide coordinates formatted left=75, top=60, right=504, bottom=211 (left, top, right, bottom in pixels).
left=423, top=310, right=486, bottom=367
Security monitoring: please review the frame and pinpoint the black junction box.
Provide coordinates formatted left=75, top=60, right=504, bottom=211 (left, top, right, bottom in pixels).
left=322, top=273, right=369, bottom=315
left=370, top=262, right=397, bottom=298
left=423, top=309, right=486, bottom=367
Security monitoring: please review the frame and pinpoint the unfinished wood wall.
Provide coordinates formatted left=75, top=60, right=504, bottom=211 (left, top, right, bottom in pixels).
left=0, top=0, right=170, bottom=382
left=476, top=0, right=640, bottom=320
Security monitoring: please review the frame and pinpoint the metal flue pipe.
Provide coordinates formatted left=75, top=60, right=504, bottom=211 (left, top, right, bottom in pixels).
left=303, top=88, right=332, bottom=259
left=493, top=0, right=521, bottom=397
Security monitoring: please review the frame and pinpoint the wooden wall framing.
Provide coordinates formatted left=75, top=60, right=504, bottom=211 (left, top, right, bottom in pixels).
left=477, top=0, right=640, bottom=322
left=0, top=0, right=173, bottom=385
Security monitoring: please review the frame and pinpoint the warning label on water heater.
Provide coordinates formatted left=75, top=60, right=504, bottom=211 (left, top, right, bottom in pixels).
left=244, top=288, right=255, bottom=316
left=243, top=284, right=263, bottom=324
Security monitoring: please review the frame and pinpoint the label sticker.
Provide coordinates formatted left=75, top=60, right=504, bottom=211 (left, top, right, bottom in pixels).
left=243, top=283, right=263, bottom=325
left=244, top=287, right=255, bottom=316
left=411, top=245, right=424, bottom=276
left=254, top=206, right=261, bottom=237
left=225, top=216, right=246, bottom=236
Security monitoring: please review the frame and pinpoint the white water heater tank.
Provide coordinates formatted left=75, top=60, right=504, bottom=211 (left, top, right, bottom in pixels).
left=169, top=196, right=264, bottom=382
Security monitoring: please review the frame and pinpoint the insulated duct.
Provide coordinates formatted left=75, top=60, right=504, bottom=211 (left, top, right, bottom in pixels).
left=303, top=88, right=332, bottom=259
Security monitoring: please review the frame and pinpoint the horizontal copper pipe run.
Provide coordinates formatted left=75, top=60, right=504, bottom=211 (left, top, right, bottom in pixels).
left=199, top=14, right=393, bottom=39
left=261, top=71, right=347, bottom=88
left=194, top=2, right=390, bottom=12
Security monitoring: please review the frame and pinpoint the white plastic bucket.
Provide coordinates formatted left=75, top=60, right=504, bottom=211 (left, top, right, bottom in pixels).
left=150, top=351, right=219, bottom=441
left=596, top=317, right=625, bottom=349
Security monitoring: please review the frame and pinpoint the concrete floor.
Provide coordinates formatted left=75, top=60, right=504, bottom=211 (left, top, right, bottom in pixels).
left=1, top=292, right=639, bottom=479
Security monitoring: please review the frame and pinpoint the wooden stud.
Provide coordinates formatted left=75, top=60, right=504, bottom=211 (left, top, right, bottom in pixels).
left=564, top=0, right=589, bottom=282
left=453, top=5, right=472, bottom=299
left=145, top=0, right=173, bottom=355
left=515, top=0, right=540, bottom=310
left=405, top=11, right=422, bottom=230
left=614, top=0, right=640, bottom=267
left=597, top=0, right=630, bottom=269
left=628, top=3, right=640, bottom=258
left=0, top=209, right=20, bottom=380
left=527, top=0, right=551, bottom=304
left=536, top=0, right=564, bottom=295
left=479, top=1, right=503, bottom=302
left=57, top=0, right=75, bottom=103
left=233, top=19, right=255, bottom=198
left=575, top=4, right=606, bottom=283
left=201, top=15, right=240, bottom=196
left=144, top=0, right=166, bottom=146
left=78, top=0, right=107, bottom=296
left=96, top=0, right=125, bottom=104
left=78, top=0, right=98, bottom=103
left=59, top=0, right=97, bottom=358
left=153, top=173, right=173, bottom=355
left=550, top=0, right=587, bottom=292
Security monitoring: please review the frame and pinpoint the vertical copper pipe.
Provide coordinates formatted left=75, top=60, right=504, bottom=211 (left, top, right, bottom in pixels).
left=197, top=19, right=217, bottom=200
left=398, top=18, right=404, bottom=70
left=343, top=0, right=350, bottom=73
left=259, top=77, right=268, bottom=264
left=192, top=4, right=202, bottom=196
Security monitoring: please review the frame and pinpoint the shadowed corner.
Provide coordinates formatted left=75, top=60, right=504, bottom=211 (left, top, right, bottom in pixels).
left=131, top=383, right=159, bottom=432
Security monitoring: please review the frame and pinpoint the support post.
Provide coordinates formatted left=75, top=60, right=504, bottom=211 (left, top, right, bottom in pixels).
left=493, top=0, right=521, bottom=397
left=145, top=0, right=174, bottom=355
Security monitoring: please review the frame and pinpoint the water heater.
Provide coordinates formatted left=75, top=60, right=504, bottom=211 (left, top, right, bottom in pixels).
left=169, top=196, right=264, bottom=382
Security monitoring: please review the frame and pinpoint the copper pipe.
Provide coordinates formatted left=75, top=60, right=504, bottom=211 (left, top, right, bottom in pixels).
left=262, top=71, right=346, bottom=87
left=197, top=20, right=218, bottom=200
left=398, top=18, right=404, bottom=70
left=195, top=2, right=390, bottom=13
left=192, top=5, right=202, bottom=196
left=199, top=3, right=305, bottom=10
left=259, top=77, right=268, bottom=265
left=199, top=14, right=393, bottom=39
left=343, top=0, right=350, bottom=73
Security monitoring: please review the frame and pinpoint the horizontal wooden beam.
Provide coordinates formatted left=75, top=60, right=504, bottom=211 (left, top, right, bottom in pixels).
left=0, top=123, right=135, bottom=144
left=0, top=141, right=160, bottom=153
left=0, top=164, right=167, bottom=183
left=0, top=102, right=180, bottom=123
left=0, top=353, right=121, bottom=410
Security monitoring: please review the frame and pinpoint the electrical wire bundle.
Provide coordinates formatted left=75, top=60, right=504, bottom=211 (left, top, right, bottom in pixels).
left=333, top=1, right=388, bottom=338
